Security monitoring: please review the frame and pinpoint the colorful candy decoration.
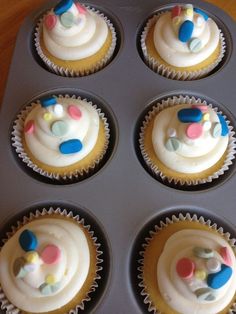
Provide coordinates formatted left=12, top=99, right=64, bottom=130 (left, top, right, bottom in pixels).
left=207, top=264, right=233, bottom=289
left=195, top=269, right=207, bottom=280
left=194, top=14, right=204, bottom=27
left=176, top=257, right=195, bottom=279
left=193, top=247, right=214, bottom=259
left=220, top=247, right=232, bottom=266
left=41, top=96, right=57, bottom=108
left=189, top=37, right=202, bottom=53
left=212, top=122, right=222, bottom=138
left=45, top=274, right=57, bottom=285
left=186, top=123, right=203, bottom=139
left=43, top=112, right=53, bottom=121
left=178, top=108, right=202, bottom=123
left=25, top=251, right=39, bottom=264
left=206, top=258, right=221, bottom=273
left=75, top=2, right=86, bottom=14
left=54, top=104, right=64, bottom=116
left=44, top=15, right=57, bottom=30
left=167, top=128, right=176, bottom=138
left=24, top=120, right=35, bottom=134
left=19, top=230, right=38, bottom=252
left=193, top=8, right=209, bottom=21
left=165, top=137, right=181, bottom=152
left=13, top=257, right=28, bottom=278
left=171, top=5, right=181, bottom=18
left=203, top=120, right=212, bottom=131
left=54, top=0, right=73, bottom=16
left=68, top=105, right=82, bottom=120
left=51, top=120, right=69, bottom=137
left=41, top=244, right=61, bottom=265
left=194, top=287, right=215, bottom=301
left=178, top=20, right=194, bottom=43
left=59, top=139, right=83, bottom=154
left=217, top=114, right=229, bottom=136
left=39, top=281, right=61, bottom=295
left=60, top=11, right=74, bottom=28
left=184, top=4, right=193, bottom=18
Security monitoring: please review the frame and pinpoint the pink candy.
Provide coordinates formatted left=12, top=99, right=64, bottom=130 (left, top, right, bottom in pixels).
left=68, top=105, right=82, bottom=120
left=171, top=5, right=181, bottom=18
left=176, top=257, right=195, bottom=279
left=75, top=3, right=86, bottom=14
left=44, top=14, right=57, bottom=30
left=220, top=247, right=232, bottom=266
left=192, top=104, right=208, bottom=113
left=24, top=120, right=35, bottom=134
left=41, top=245, right=61, bottom=265
left=186, top=123, right=203, bottom=139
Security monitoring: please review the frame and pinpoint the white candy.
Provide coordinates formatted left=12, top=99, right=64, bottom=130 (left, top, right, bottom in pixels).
left=203, top=121, right=212, bottom=131
left=207, top=258, right=221, bottom=273
left=54, top=104, right=64, bottom=116
left=167, top=128, right=177, bottom=138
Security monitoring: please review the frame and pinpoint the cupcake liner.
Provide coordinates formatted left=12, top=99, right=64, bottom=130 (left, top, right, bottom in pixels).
left=34, top=6, right=117, bottom=77
left=141, top=14, right=226, bottom=80
left=137, top=212, right=236, bottom=314
left=139, top=95, right=236, bottom=186
left=0, top=206, right=103, bottom=314
left=11, top=94, right=110, bottom=181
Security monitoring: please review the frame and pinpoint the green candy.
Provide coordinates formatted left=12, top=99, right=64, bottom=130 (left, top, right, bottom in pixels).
left=193, top=247, right=214, bottom=259
left=13, top=257, right=28, bottom=278
left=165, top=137, right=180, bottom=152
left=195, top=288, right=215, bottom=301
left=51, top=120, right=69, bottom=137
left=51, top=282, right=61, bottom=293
left=189, top=37, right=202, bottom=53
left=39, top=283, right=52, bottom=295
left=212, top=122, right=222, bottom=138
left=60, top=12, right=74, bottom=28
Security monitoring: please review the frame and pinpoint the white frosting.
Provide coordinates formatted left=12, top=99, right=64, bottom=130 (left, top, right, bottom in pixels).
left=153, top=10, right=220, bottom=67
left=152, top=104, right=229, bottom=173
left=43, top=3, right=109, bottom=60
left=0, top=218, right=90, bottom=312
left=157, top=229, right=236, bottom=314
left=24, top=97, right=100, bottom=167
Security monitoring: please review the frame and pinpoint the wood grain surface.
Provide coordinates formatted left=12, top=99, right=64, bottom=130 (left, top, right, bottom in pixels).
left=0, top=0, right=235, bottom=105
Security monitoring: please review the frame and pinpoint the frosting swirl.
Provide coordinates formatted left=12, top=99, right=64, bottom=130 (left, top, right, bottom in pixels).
left=24, top=96, right=100, bottom=167
left=0, top=218, right=90, bottom=312
left=43, top=2, right=109, bottom=60
left=152, top=104, right=229, bottom=173
left=153, top=5, right=220, bottom=67
left=157, top=229, right=236, bottom=314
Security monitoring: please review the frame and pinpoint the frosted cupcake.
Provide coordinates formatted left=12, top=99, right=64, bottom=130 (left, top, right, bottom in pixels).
left=35, top=0, right=117, bottom=76
left=0, top=207, right=103, bottom=313
left=12, top=95, right=110, bottom=181
left=141, top=4, right=225, bottom=80
left=138, top=212, right=236, bottom=314
left=139, top=96, right=236, bottom=187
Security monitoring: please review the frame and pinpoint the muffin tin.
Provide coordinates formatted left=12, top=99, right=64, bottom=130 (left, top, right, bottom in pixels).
left=1, top=0, right=236, bottom=313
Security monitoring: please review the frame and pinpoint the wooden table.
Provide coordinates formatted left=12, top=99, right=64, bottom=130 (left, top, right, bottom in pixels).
left=0, top=0, right=235, bottom=105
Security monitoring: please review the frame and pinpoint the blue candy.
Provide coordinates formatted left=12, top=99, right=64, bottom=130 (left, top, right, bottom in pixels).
left=194, top=8, right=209, bottom=21
left=177, top=108, right=203, bottom=123
left=54, top=0, right=73, bottom=15
left=207, top=264, right=232, bottom=289
left=19, top=229, right=38, bottom=252
left=178, top=20, right=194, bottom=43
left=40, top=96, right=57, bottom=108
left=59, top=139, right=83, bottom=154
left=217, top=114, right=229, bottom=136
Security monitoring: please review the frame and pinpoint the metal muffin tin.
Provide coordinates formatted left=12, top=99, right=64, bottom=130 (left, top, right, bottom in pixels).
left=1, top=0, right=236, bottom=313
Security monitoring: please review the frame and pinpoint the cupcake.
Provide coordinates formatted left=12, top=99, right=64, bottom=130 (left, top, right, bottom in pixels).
left=35, top=0, right=117, bottom=76
left=138, top=212, right=236, bottom=314
left=12, top=94, right=110, bottom=181
left=0, top=207, right=103, bottom=313
left=139, top=95, right=236, bottom=187
left=141, top=4, right=226, bottom=80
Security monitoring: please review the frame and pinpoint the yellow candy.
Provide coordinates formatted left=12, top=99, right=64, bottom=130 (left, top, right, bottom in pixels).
left=43, top=112, right=52, bottom=121
left=45, top=274, right=57, bottom=285
left=203, top=113, right=210, bottom=121
left=195, top=269, right=207, bottom=280
left=173, top=16, right=181, bottom=26
left=186, top=8, right=193, bottom=17
left=25, top=251, right=39, bottom=264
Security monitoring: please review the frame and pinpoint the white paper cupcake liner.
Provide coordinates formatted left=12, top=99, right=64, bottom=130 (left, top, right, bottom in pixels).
left=11, top=94, right=110, bottom=181
left=141, top=14, right=226, bottom=80
left=0, top=206, right=103, bottom=314
left=35, top=6, right=117, bottom=77
left=137, top=212, right=236, bottom=314
left=139, top=95, right=236, bottom=186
